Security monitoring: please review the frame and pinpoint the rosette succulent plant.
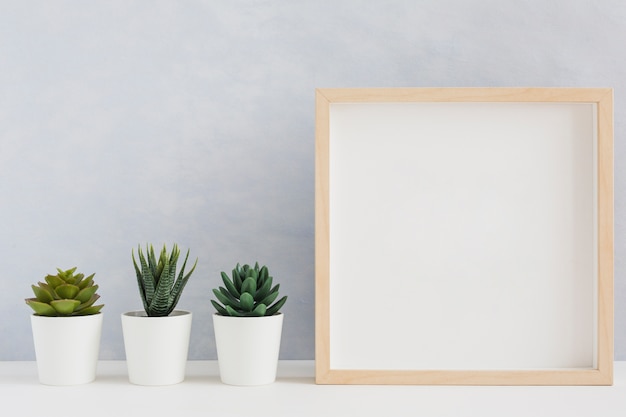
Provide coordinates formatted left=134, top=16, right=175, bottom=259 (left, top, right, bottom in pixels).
left=211, top=262, right=287, bottom=317
left=25, top=267, right=104, bottom=316
left=132, top=243, right=197, bottom=317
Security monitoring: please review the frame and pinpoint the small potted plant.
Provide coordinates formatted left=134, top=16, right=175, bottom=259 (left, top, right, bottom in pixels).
left=121, top=243, right=197, bottom=386
left=211, top=262, right=287, bottom=386
left=25, top=267, right=104, bottom=385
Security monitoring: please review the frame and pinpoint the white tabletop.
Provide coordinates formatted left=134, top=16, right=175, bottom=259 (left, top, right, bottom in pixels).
left=2, top=361, right=625, bottom=417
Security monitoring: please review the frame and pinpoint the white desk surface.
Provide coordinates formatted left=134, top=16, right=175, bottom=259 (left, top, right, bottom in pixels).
left=2, top=361, right=625, bottom=417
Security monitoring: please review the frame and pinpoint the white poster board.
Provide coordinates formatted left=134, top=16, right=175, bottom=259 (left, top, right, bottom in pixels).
left=315, top=88, right=613, bottom=385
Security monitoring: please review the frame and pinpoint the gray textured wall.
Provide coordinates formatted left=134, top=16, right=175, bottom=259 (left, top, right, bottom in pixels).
left=1, top=0, right=624, bottom=360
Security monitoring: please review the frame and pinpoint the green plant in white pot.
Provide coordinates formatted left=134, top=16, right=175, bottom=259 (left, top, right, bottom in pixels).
left=25, top=267, right=104, bottom=385
left=211, top=262, right=287, bottom=386
left=122, top=243, right=197, bottom=386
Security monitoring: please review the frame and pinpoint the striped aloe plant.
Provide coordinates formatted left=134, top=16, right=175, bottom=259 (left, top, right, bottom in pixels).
left=132, top=243, right=197, bottom=317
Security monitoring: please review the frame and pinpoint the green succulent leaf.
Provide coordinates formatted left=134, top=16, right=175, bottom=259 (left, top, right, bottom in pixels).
left=77, top=274, right=94, bottom=290
left=76, top=294, right=100, bottom=311
left=241, top=277, right=257, bottom=296
left=37, top=283, right=59, bottom=300
left=55, top=284, right=80, bottom=299
left=26, top=299, right=57, bottom=316
left=74, top=305, right=104, bottom=315
left=249, top=267, right=259, bottom=281
left=254, top=275, right=273, bottom=301
left=45, top=274, right=65, bottom=288
left=50, top=299, right=81, bottom=316
left=258, top=290, right=279, bottom=307
left=225, top=305, right=243, bottom=317
left=211, top=300, right=228, bottom=316
left=31, top=285, right=54, bottom=303
left=213, top=288, right=237, bottom=310
left=266, top=296, right=287, bottom=316
left=73, top=273, right=85, bottom=287
left=56, top=267, right=77, bottom=280
left=232, top=267, right=243, bottom=290
left=240, top=292, right=254, bottom=312
left=221, top=271, right=240, bottom=298
left=75, top=285, right=98, bottom=303
left=258, top=266, right=268, bottom=285
left=250, top=303, right=267, bottom=316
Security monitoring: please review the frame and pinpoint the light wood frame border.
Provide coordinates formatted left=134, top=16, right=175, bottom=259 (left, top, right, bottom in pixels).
left=315, top=88, right=614, bottom=385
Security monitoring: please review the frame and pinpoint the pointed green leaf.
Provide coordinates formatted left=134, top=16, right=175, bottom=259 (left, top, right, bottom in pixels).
left=211, top=300, right=228, bottom=316
left=146, top=244, right=157, bottom=279
left=39, top=282, right=60, bottom=300
left=149, top=253, right=173, bottom=316
left=31, top=285, right=54, bottom=303
left=77, top=274, right=94, bottom=290
left=259, top=290, right=279, bottom=307
left=26, top=299, right=57, bottom=316
left=232, top=268, right=243, bottom=290
left=254, top=275, right=273, bottom=301
left=225, top=305, right=243, bottom=317
left=216, top=287, right=240, bottom=309
left=168, top=243, right=180, bottom=268
left=155, top=245, right=167, bottom=283
left=76, top=294, right=100, bottom=311
left=241, top=277, right=257, bottom=296
left=56, top=267, right=77, bottom=281
left=50, top=299, right=81, bottom=316
left=73, top=272, right=85, bottom=287
left=169, top=251, right=196, bottom=312
left=221, top=271, right=240, bottom=298
left=138, top=246, right=155, bottom=307
left=76, top=285, right=98, bottom=303
left=249, top=267, right=259, bottom=281
left=132, top=250, right=149, bottom=312
left=75, top=304, right=103, bottom=315
left=258, top=265, right=268, bottom=286
left=55, top=284, right=80, bottom=299
left=45, top=274, right=64, bottom=288
left=266, top=296, right=287, bottom=316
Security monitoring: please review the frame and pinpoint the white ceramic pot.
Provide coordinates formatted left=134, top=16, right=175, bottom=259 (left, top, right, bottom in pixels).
left=121, top=310, right=192, bottom=386
left=213, top=313, right=284, bottom=386
left=30, top=313, right=103, bottom=385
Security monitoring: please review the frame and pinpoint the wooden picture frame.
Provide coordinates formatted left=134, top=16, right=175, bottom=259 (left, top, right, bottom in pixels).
left=315, top=88, right=613, bottom=385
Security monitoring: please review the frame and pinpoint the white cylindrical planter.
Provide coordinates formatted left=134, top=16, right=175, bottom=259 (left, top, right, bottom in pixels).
left=121, top=310, right=192, bottom=386
left=213, top=313, right=284, bottom=386
left=30, top=313, right=103, bottom=386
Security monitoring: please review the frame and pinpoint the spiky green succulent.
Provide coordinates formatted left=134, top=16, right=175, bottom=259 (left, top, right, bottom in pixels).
left=212, top=263, right=287, bottom=317
left=132, top=243, right=197, bottom=317
left=25, top=267, right=104, bottom=317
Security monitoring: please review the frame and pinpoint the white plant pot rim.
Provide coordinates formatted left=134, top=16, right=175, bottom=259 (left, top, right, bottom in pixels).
left=122, top=310, right=191, bottom=318
left=212, top=312, right=283, bottom=320
left=31, top=312, right=103, bottom=319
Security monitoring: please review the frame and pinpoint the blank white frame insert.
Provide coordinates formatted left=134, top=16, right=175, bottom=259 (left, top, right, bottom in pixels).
left=315, top=88, right=613, bottom=385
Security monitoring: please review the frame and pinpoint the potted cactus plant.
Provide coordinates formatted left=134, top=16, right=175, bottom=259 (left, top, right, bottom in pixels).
left=25, top=267, right=104, bottom=385
left=121, top=243, right=197, bottom=386
left=211, top=262, right=287, bottom=385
